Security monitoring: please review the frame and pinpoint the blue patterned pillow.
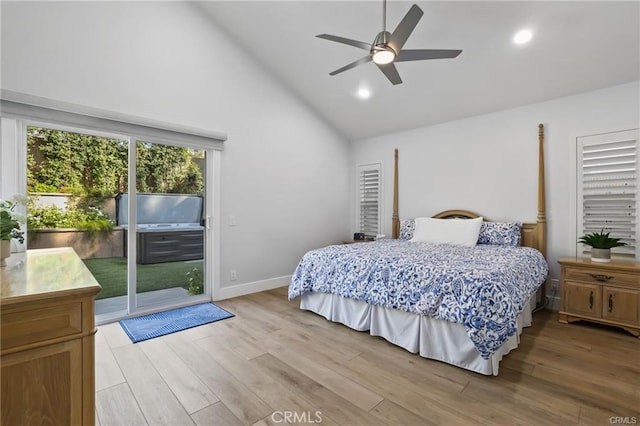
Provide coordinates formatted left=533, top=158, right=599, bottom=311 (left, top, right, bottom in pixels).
left=477, top=222, right=522, bottom=246
left=399, top=218, right=415, bottom=240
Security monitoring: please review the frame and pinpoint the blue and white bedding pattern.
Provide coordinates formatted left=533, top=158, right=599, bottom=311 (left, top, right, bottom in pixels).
left=289, top=240, right=548, bottom=358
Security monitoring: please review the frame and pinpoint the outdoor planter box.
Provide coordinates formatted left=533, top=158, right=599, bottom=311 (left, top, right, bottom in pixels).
left=27, top=227, right=125, bottom=259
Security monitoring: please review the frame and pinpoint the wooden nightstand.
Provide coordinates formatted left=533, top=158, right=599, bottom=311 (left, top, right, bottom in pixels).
left=558, top=257, right=640, bottom=338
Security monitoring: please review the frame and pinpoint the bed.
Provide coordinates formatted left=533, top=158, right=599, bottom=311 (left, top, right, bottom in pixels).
left=289, top=124, right=549, bottom=375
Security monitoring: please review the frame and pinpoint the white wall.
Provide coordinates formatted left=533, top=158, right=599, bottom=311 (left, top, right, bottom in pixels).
left=351, top=81, right=640, bottom=285
left=0, top=1, right=350, bottom=297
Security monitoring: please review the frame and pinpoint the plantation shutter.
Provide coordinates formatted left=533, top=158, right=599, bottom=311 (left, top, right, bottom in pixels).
left=577, top=129, right=639, bottom=258
left=357, top=163, right=382, bottom=237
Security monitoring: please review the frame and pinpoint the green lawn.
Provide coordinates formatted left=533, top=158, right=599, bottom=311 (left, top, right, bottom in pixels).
left=83, top=257, right=203, bottom=300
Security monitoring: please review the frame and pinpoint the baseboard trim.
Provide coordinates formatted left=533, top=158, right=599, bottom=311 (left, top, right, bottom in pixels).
left=214, top=275, right=291, bottom=301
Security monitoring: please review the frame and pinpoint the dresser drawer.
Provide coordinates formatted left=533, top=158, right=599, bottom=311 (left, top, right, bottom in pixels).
left=1, top=301, right=83, bottom=352
left=564, top=266, right=640, bottom=289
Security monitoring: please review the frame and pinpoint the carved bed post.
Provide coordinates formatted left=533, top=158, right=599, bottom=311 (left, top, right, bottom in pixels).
left=537, top=123, right=548, bottom=308
left=392, top=148, right=400, bottom=239
left=537, top=123, right=547, bottom=259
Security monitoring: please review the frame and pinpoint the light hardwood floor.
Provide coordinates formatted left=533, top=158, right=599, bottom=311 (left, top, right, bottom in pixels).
left=95, top=287, right=640, bottom=426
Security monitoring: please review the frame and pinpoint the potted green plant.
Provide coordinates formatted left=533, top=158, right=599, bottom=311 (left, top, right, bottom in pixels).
left=0, top=196, right=26, bottom=266
left=578, top=228, right=627, bottom=263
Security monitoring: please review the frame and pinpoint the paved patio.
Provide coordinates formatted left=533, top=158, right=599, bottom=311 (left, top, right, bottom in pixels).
left=96, top=287, right=190, bottom=317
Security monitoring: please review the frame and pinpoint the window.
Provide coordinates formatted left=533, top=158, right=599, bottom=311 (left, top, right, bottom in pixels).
left=357, top=163, right=382, bottom=237
left=577, top=128, right=639, bottom=258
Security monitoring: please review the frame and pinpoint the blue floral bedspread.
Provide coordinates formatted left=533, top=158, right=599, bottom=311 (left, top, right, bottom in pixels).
left=289, top=240, right=548, bottom=358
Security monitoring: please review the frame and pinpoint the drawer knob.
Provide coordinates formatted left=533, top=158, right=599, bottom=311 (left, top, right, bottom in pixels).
left=589, top=274, right=613, bottom=282
left=589, top=291, right=594, bottom=309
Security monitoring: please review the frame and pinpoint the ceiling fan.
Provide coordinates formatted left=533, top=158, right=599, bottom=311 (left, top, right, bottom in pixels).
left=317, top=1, right=462, bottom=85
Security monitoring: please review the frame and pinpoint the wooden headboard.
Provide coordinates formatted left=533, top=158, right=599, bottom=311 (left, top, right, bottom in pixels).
left=391, top=124, right=547, bottom=257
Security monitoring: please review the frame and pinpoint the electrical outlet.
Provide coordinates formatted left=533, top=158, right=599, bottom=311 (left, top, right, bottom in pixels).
left=549, top=279, right=560, bottom=292
left=230, top=270, right=237, bottom=281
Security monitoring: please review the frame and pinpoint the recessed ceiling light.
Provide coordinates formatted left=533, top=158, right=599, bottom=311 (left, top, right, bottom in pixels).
left=357, top=88, right=371, bottom=100
left=513, top=29, right=533, bottom=45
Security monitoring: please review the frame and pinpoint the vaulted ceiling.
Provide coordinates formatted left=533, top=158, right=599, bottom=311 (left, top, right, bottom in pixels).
left=198, top=1, right=640, bottom=141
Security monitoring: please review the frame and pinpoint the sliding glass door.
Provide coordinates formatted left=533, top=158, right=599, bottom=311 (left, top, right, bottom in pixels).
left=131, top=140, right=209, bottom=311
left=26, top=125, right=130, bottom=320
left=24, top=123, right=214, bottom=322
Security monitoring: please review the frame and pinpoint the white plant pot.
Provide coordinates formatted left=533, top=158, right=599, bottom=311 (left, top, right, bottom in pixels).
left=590, top=248, right=611, bottom=263
left=0, top=239, right=10, bottom=267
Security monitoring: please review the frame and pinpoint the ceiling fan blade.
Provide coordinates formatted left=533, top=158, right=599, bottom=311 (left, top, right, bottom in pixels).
left=396, top=49, right=462, bottom=62
left=388, top=4, right=424, bottom=53
left=376, top=62, right=403, bottom=85
left=329, top=55, right=373, bottom=76
left=316, top=34, right=371, bottom=50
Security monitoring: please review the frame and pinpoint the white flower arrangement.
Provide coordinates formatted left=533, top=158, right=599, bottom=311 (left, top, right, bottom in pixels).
left=0, top=195, right=27, bottom=244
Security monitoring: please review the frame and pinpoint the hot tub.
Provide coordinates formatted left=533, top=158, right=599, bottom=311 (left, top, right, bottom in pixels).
left=117, top=194, right=204, bottom=264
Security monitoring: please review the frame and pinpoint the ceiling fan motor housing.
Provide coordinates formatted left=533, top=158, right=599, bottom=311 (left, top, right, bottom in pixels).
left=372, top=31, right=391, bottom=49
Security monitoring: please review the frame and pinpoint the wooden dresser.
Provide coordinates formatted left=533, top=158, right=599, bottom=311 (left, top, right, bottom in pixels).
left=558, top=257, right=640, bottom=337
left=1, top=247, right=101, bottom=426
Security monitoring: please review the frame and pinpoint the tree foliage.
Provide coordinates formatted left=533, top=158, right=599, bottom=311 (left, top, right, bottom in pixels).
left=27, top=197, right=114, bottom=233
left=28, top=128, right=128, bottom=195
left=27, top=127, right=204, bottom=196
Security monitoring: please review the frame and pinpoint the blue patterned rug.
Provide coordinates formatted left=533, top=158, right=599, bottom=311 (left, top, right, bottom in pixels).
left=119, top=303, right=234, bottom=343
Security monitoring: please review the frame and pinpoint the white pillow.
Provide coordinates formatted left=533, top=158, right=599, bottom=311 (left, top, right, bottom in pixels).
left=409, top=217, right=483, bottom=247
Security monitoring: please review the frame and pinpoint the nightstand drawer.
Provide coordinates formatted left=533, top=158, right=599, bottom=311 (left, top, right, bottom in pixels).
left=564, top=266, right=640, bottom=289
left=1, top=301, right=83, bottom=351
left=603, top=287, right=640, bottom=325
left=564, top=281, right=602, bottom=318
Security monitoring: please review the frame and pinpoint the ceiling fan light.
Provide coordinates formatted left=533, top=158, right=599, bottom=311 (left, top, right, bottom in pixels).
left=372, top=49, right=395, bottom=65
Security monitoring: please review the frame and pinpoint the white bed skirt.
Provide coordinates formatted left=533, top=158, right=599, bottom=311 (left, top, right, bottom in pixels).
left=300, top=293, right=535, bottom=376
